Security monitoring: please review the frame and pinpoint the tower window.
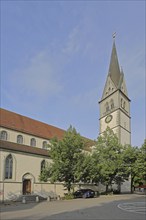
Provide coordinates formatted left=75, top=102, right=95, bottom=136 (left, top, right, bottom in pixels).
left=0, top=130, right=8, bottom=140
left=121, top=98, right=123, bottom=108
left=105, top=102, right=109, bottom=112
left=110, top=99, right=114, bottom=109
left=5, top=154, right=13, bottom=179
left=123, top=101, right=126, bottom=109
left=17, top=135, right=23, bottom=144
left=121, top=98, right=126, bottom=110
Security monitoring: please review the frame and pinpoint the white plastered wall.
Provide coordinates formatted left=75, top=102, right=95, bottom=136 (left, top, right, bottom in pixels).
left=0, top=150, right=53, bottom=201
left=0, top=127, right=50, bottom=149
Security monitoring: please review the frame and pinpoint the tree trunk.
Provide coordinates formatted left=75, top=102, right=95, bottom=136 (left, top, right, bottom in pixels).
left=106, top=184, right=108, bottom=194
left=67, top=182, right=71, bottom=194
left=131, top=177, right=134, bottom=193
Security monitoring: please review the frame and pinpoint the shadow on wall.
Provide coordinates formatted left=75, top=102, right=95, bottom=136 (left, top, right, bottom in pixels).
left=34, top=190, right=58, bottom=199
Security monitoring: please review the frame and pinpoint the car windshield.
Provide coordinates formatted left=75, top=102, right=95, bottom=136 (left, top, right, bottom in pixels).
left=80, top=189, right=91, bottom=192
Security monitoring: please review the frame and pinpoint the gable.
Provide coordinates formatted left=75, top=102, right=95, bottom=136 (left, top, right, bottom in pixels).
left=101, top=76, right=117, bottom=100
left=120, top=77, right=128, bottom=97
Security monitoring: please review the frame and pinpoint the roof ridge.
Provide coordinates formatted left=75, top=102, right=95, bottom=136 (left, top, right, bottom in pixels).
left=0, top=108, right=65, bottom=132
left=0, top=108, right=65, bottom=140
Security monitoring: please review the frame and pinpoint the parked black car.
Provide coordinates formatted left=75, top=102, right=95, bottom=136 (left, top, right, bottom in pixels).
left=73, top=189, right=95, bottom=198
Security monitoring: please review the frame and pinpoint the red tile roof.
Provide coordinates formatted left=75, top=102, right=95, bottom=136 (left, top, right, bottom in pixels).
left=0, top=108, right=65, bottom=140
left=0, top=108, right=95, bottom=152
left=0, top=140, right=50, bottom=157
left=135, top=185, right=146, bottom=189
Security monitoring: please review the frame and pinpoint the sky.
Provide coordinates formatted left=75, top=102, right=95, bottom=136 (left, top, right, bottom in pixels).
left=1, top=0, right=145, bottom=147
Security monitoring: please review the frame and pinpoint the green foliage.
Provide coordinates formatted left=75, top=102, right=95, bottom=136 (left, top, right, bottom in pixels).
left=118, top=139, right=146, bottom=192
left=130, top=139, right=146, bottom=186
left=74, top=153, right=100, bottom=184
left=39, top=124, right=146, bottom=194
left=63, top=193, right=74, bottom=200
left=94, top=127, right=123, bottom=191
left=94, top=128, right=145, bottom=192
left=138, top=139, right=146, bottom=184
left=48, top=125, right=84, bottom=192
left=39, top=163, right=53, bottom=182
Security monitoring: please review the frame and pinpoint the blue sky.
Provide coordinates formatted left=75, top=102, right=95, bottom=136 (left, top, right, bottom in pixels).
left=1, top=0, right=145, bottom=147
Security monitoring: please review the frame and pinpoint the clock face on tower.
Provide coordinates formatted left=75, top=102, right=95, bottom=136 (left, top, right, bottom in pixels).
left=105, top=115, right=113, bottom=123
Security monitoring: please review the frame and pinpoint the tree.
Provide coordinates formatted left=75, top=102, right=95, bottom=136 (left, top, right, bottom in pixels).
left=138, top=139, right=146, bottom=185
left=40, top=126, right=84, bottom=193
left=74, top=152, right=100, bottom=184
left=121, top=140, right=146, bottom=193
left=113, top=139, right=146, bottom=193
left=127, top=139, right=146, bottom=188
left=94, top=127, right=123, bottom=193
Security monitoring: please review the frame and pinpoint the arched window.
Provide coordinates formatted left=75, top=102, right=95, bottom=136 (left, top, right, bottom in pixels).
left=110, top=99, right=114, bottom=109
left=5, top=154, right=13, bottom=179
left=105, top=102, right=109, bottom=112
left=42, top=141, right=47, bottom=149
left=0, top=130, right=8, bottom=140
left=41, top=160, right=46, bottom=173
left=121, top=98, right=126, bottom=109
left=123, top=101, right=126, bottom=109
left=121, top=98, right=123, bottom=107
left=17, top=135, right=23, bottom=144
left=30, top=138, right=36, bottom=147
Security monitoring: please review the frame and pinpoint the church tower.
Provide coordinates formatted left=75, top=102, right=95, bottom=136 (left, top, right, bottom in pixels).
left=99, top=37, right=131, bottom=145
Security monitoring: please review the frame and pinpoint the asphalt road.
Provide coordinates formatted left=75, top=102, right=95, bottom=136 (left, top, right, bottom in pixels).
left=1, top=194, right=146, bottom=220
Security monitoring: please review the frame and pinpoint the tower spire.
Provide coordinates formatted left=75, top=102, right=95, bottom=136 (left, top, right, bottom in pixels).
left=112, top=32, right=116, bottom=39
left=108, top=34, right=121, bottom=88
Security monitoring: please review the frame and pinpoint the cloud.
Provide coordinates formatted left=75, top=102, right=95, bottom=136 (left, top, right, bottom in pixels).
left=10, top=51, right=63, bottom=99
left=121, top=47, right=145, bottom=100
left=62, top=25, right=81, bottom=55
left=61, top=20, right=96, bottom=57
left=72, top=88, right=98, bottom=110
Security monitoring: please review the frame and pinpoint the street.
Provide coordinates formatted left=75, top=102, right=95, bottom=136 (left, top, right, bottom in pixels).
left=0, top=194, right=145, bottom=220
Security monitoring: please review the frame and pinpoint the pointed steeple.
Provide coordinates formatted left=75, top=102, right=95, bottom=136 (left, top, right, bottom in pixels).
left=101, top=36, right=129, bottom=100
left=108, top=39, right=121, bottom=88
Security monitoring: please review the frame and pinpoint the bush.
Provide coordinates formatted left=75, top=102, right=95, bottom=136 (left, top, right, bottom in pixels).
left=64, top=193, right=74, bottom=200
left=95, top=191, right=100, bottom=197
left=113, top=189, right=120, bottom=194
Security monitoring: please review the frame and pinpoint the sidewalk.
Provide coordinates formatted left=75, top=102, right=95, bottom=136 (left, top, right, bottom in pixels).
left=0, top=193, right=144, bottom=210
left=1, top=194, right=145, bottom=220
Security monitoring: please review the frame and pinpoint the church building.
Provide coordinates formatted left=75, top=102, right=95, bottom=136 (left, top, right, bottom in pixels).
left=0, top=37, right=131, bottom=202
left=0, top=108, right=93, bottom=202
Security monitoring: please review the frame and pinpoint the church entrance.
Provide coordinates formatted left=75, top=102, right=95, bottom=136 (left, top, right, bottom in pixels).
left=22, top=173, right=34, bottom=195
left=23, top=179, right=31, bottom=195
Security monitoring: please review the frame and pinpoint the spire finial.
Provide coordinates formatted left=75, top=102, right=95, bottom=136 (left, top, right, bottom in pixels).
left=112, top=32, right=116, bottom=39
